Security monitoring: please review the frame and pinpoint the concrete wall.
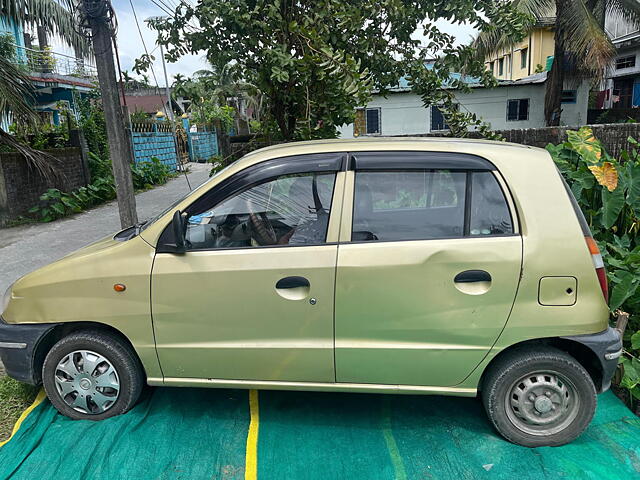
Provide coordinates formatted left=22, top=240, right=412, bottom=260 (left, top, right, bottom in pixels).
left=338, top=81, right=589, bottom=138
left=188, top=131, right=219, bottom=162
left=0, top=148, right=88, bottom=225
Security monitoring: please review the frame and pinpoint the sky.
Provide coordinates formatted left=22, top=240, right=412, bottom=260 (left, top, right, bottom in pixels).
left=52, top=0, right=478, bottom=87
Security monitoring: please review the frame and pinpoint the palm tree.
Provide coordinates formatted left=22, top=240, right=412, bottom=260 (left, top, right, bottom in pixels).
left=0, top=0, right=91, bottom=175
left=1, top=0, right=91, bottom=57
left=474, top=0, right=640, bottom=126
left=0, top=55, right=58, bottom=177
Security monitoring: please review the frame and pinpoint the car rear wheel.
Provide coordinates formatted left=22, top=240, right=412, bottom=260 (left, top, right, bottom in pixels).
left=482, top=346, right=596, bottom=447
left=42, top=330, right=144, bottom=420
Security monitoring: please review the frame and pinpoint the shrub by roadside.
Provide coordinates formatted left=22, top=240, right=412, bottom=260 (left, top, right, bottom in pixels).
left=27, top=155, right=174, bottom=223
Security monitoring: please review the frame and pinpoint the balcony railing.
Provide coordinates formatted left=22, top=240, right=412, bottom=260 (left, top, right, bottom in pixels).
left=10, top=44, right=97, bottom=79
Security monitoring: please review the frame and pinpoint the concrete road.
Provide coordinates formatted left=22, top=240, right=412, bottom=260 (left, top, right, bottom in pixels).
left=0, top=163, right=211, bottom=296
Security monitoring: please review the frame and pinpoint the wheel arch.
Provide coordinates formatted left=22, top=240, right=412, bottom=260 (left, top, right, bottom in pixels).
left=33, top=322, right=146, bottom=384
left=479, top=337, right=604, bottom=393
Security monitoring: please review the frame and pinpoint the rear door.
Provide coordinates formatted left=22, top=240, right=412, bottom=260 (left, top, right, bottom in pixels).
left=335, top=151, right=522, bottom=387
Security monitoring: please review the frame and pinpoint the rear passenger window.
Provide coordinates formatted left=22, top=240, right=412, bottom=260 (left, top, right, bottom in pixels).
left=352, top=170, right=513, bottom=242
left=469, top=172, right=513, bottom=235
left=353, top=171, right=466, bottom=241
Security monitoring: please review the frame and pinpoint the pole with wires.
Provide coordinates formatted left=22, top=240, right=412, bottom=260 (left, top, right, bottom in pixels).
left=79, top=0, right=138, bottom=227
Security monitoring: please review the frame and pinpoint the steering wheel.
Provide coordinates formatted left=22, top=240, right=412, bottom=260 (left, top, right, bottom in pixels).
left=246, top=197, right=278, bottom=245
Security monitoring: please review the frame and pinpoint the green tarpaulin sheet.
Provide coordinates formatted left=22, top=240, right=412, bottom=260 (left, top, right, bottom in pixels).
left=0, top=388, right=639, bottom=479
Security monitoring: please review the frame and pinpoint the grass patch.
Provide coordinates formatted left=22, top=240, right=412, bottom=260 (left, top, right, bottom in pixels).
left=0, top=376, right=38, bottom=443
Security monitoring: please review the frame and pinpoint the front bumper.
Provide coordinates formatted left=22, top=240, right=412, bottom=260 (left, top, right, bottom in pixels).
left=562, top=325, right=624, bottom=393
left=0, top=318, right=59, bottom=385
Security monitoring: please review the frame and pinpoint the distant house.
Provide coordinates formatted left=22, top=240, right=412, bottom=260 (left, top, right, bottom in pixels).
left=598, top=13, right=640, bottom=110
left=122, top=88, right=183, bottom=119
left=0, top=14, right=97, bottom=129
left=338, top=72, right=589, bottom=138
left=484, top=18, right=556, bottom=81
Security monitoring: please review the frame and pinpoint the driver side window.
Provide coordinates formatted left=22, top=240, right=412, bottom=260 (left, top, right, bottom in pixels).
left=185, top=172, right=337, bottom=249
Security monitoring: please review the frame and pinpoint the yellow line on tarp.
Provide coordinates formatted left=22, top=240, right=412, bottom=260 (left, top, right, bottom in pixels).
left=0, top=388, right=47, bottom=448
left=244, top=389, right=259, bottom=480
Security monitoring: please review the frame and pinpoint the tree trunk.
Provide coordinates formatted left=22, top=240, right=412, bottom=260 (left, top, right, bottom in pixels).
left=544, top=0, right=567, bottom=126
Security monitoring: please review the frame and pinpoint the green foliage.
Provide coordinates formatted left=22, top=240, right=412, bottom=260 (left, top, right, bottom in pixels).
left=0, top=376, right=38, bottom=443
left=131, top=158, right=172, bottom=190
left=29, top=157, right=172, bottom=222
left=77, top=93, right=109, bottom=161
left=547, top=127, right=640, bottom=406
left=191, top=103, right=235, bottom=132
left=149, top=0, right=530, bottom=140
left=0, top=33, right=16, bottom=62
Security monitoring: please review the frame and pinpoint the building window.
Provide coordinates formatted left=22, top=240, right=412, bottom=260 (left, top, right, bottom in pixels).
left=520, top=48, right=528, bottom=69
left=354, top=107, right=381, bottom=136
left=616, top=55, right=636, bottom=69
left=507, top=99, right=529, bottom=121
left=561, top=90, right=577, bottom=104
left=488, top=61, right=494, bottom=74
left=498, top=58, right=504, bottom=76
left=366, top=108, right=380, bottom=134
left=431, top=105, right=457, bottom=131
left=505, top=54, right=511, bottom=75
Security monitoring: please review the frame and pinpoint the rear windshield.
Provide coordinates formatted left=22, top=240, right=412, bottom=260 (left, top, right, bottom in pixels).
left=557, top=169, right=591, bottom=236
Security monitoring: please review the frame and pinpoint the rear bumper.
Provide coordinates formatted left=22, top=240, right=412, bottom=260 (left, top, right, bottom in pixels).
left=0, top=318, right=59, bottom=385
left=562, top=326, right=623, bottom=393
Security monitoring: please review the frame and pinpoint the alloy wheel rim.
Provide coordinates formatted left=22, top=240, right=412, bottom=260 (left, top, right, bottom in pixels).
left=54, top=350, right=120, bottom=415
left=505, top=370, right=579, bottom=436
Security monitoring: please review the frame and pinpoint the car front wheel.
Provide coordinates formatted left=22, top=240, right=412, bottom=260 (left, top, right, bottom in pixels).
left=482, top=346, right=597, bottom=447
left=42, top=330, right=144, bottom=420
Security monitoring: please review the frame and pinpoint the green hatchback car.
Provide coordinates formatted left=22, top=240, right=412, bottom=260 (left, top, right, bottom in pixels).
left=0, top=138, right=623, bottom=447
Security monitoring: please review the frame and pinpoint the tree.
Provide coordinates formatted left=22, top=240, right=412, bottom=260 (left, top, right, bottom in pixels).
left=474, top=0, right=640, bottom=126
left=148, top=0, right=530, bottom=141
left=1, top=0, right=91, bottom=57
left=0, top=55, right=59, bottom=177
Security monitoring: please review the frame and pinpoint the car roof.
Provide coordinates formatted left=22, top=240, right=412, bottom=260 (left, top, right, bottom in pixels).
left=235, top=137, right=541, bottom=170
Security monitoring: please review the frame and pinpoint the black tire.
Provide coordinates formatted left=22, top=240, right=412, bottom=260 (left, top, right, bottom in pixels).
left=481, top=346, right=596, bottom=447
left=42, top=330, right=144, bottom=421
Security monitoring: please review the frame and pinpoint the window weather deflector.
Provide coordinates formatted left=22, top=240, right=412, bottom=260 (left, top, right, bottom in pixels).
left=350, top=151, right=495, bottom=171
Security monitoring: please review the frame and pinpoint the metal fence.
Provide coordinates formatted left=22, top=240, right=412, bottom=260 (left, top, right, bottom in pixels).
left=11, top=44, right=97, bottom=78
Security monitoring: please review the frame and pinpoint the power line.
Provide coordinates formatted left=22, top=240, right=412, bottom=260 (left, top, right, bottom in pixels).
left=128, top=0, right=192, bottom=189
left=148, top=0, right=202, bottom=32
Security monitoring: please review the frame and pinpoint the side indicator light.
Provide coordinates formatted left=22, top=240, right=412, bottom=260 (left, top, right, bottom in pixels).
left=114, top=284, right=126, bottom=292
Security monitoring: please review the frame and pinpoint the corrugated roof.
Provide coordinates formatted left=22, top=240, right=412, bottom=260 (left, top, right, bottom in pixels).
left=123, top=94, right=168, bottom=114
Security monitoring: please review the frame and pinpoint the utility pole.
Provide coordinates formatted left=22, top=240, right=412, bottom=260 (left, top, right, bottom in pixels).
left=83, top=0, right=138, bottom=227
left=159, top=44, right=174, bottom=121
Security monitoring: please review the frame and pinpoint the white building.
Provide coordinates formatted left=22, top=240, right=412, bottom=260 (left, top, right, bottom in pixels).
left=338, top=73, right=589, bottom=138
left=599, top=14, right=640, bottom=110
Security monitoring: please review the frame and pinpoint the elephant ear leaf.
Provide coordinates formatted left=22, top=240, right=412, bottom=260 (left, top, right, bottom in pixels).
left=601, top=185, right=625, bottom=229
left=589, top=162, right=618, bottom=192
left=567, top=127, right=603, bottom=163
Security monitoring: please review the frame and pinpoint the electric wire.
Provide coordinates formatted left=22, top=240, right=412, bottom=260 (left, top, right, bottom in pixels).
left=129, top=0, right=192, bottom=189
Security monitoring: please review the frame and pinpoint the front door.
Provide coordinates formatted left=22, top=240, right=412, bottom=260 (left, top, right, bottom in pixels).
left=152, top=154, right=344, bottom=382
left=335, top=153, right=522, bottom=387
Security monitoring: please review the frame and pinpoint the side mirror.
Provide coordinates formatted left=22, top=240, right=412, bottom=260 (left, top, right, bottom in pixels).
left=172, top=210, right=186, bottom=252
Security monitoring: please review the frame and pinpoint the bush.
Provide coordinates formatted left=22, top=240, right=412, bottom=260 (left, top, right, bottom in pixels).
left=546, top=127, right=640, bottom=408
left=131, top=157, right=172, bottom=190
left=29, top=157, right=171, bottom=222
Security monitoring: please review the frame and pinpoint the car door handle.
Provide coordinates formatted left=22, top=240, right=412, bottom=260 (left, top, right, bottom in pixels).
left=454, top=270, right=492, bottom=283
left=276, top=276, right=310, bottom=289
